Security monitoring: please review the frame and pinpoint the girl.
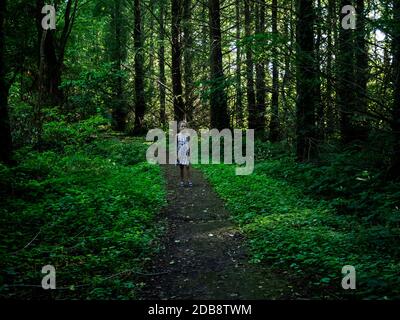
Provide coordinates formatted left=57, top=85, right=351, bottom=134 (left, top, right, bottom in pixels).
left=176, top=120, right=193, bottom=187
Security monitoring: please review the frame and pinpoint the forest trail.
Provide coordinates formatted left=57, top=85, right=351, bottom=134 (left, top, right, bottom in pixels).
left=140, top=164, right=295, bottom=300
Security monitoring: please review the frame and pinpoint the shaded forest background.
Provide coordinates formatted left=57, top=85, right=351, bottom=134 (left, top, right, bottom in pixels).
left=1, top=0, right=400, bottom=163
left=1, top=0, right=400, bottom=299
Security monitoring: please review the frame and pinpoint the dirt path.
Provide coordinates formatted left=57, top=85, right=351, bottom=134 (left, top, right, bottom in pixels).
left=140, top=164, right=293, bottom=300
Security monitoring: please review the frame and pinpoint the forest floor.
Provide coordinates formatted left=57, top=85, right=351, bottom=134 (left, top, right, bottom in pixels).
left=139, top=164, right=301, bottom=300
left=2, top=126, right=399, bottom=300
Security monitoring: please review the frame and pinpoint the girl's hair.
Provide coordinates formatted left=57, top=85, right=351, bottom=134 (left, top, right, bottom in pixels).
left=178, top=120, right=188, bottom=129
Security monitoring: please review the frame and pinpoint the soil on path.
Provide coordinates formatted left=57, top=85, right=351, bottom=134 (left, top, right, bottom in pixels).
left=140, top=164, right=294, bottom=300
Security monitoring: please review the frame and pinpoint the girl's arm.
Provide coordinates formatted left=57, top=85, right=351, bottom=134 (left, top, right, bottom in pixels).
left=176, top=135, right=179, bottom=163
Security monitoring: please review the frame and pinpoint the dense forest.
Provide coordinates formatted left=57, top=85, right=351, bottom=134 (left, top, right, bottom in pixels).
left=1, top=0, right=400, bottom=300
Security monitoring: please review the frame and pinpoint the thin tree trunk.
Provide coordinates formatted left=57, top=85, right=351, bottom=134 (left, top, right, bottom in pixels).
left=269, top=0, right=280, bottom=141
left=183, top=0, right=194, bottom=122
left=200, top=2, right=209, bottom=117
left=354, top=0, right=369, bottom=140
left=111, top=0, right=127, bottom=132
left=255, top=0, right=266, bottom=134
left=209, top=0, right=229, bottom=130
left=171, top=0, right=185, bottom=122
left=0, top=0, right=13, bottom=164
left=159, top=1, right=166, bottom=127
left=36, top=30, right=47, bottom=145
left=133, top=0, right=146, bottom=134
left=314, top=0, right=323, bottom=141
left=148, top=0, right=155, bottom=103
left=244, top=0, right=256, bottom=129
left=281, top=1, right=293, bottom=141
left=235, top=0, right=244, bottom=127
left=326, top=0, right=335, bottom=137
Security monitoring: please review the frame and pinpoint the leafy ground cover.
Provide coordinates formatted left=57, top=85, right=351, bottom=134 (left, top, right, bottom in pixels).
left=0, top=118, right=166, bottom=299
left=198, top=141, right=400, bottom=299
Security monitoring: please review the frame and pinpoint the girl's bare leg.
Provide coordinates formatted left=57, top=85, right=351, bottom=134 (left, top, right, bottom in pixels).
left=187, top=165, right=192, bottom=186
left=184, top=166, right=188, bottom=182
left=187, top=165, right=192, bottom=182
left=180, top=166, right=184, bottom=183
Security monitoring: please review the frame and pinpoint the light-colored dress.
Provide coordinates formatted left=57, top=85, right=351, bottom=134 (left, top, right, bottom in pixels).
left=177, top=133, right=190, bottom=166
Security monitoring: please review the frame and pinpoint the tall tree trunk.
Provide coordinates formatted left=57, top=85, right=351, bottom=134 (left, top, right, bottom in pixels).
left=36, top=0, right=61, bottom=106
left=158, top=0, right=166, bottom=127
left=296, top=0, right=317, bottom=161
left=171, top=0, right=185, bottom=122
left=183, top=0, right=194, bottom=122
left=111, top=0, right=127, bottom=132
left=133, top=0, right=146, bottom=134
left=389, top=0, right=400, bottom=179
left=235, top=0, right=244, bottom=127
left=36, top=30, right=47, bottom=144
left=244, top=0, right=256, bottom=129
left=354, top=0, right=369, bottom=140
left=200, top=2, right=209, bottom=116
left=148, top=0, right=155, bottom=104
left=326, top=0, right=335, bottom=137
left=269, top=0, right=280, bottom=141
left=0, top=0, right=13, bottom=164
left=36, top=0, right=78, bottom=106
left=314, top=0, right=323, bottom=141
left=42, top=31, right=63, bottom=106
left=281, top=1, right=294, bottom=141
left=209, top=0, right=229, bottom=130
left=337, top=0, right=356, bottom=144
left=255, top=0, right=266, bottom=134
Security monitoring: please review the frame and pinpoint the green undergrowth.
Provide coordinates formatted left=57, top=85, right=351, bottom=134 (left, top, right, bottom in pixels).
left=198, top=142, right=400, bottom=300
left=0, top=118, right=166, bottom=299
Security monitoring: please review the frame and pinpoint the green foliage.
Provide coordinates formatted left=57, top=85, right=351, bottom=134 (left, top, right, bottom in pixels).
left=198, top=142, right=400, bottom=299
left=239, top=32, right=288, bottom=63
left=0, top=122, right=166, bottom=299
left=254, top=141, right=400, bottom=226
left=83, top=139, right=148, bottom=166
left=61, top=64, right=126, bottom=118
left=0, top=163, right=13, bottom=194
left=8, top=101, right=36, bottom=147
left=41, top=115, right=110, bottom=152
